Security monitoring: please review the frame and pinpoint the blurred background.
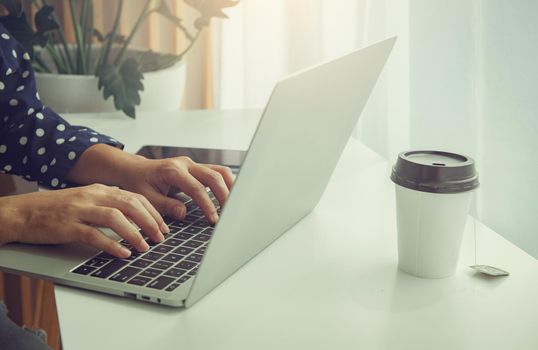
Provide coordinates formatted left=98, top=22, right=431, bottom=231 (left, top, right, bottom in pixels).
left=17, top=0, right=538, bottom=259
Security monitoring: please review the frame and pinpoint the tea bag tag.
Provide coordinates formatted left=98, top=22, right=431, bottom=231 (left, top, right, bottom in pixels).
left=469, top=215, right=510, bottom=277
left=469, top=264, right=509, bottom=277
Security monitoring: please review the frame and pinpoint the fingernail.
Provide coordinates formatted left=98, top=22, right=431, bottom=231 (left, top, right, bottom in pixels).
left=211, top=213, right=219, bottom=224
left=119, top=245, right=131, bottom=258
left=176, top=207, right=185, bottom=219
left=160, top=222, right=170, bottom=234
left=141, top=241, right=150, bottom=251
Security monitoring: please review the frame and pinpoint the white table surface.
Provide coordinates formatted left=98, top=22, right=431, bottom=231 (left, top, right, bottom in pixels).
left=57, top=110, right=538, bottom=350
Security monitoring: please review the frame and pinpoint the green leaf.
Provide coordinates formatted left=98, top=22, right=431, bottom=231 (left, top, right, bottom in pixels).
left=184, top=0, right=239, bottom=30
left=35, top=6, right=60, bottom=35
left=139, top=50, right=181, bottom=72
left=96, top=58, right=144, bottom=119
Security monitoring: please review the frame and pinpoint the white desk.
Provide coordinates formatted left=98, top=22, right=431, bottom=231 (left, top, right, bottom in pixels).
left=57, top=110, right=538, bottom=350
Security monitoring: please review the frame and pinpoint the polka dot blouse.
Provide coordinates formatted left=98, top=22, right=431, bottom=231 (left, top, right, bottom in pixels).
left=0, top=23, right=123, bottom=189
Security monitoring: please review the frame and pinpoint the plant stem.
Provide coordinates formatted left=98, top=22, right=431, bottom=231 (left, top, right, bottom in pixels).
left=33, top=54, right=52, bottom=73
left=84, top=0, right=93, bottom=71
left=97, top=0, right=123, bottom=73
left=45, top=43, right=67, bottom=73
left=114, top=0, right=151, bottom=66
left=41, top=0, right=76, bottom=74
left=69, top=0, right=87, bottom=74
left=177, top=29, right=202, bottom=59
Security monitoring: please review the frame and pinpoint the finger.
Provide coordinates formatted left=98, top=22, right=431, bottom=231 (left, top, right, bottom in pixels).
left=102, top=190, right=165, bottom=244
left=148, top=193, right=188, bottom=221
left=205, top=164, right=235, bottom=190
left=136, top=192, right=171, bottom=235
left=80, top=206, right=149, bottom=252
left=164, top=169, right=218, bottom=224
left=189, top=165, right=229, bottom=206
left=75, top=223, right=132, bottom=258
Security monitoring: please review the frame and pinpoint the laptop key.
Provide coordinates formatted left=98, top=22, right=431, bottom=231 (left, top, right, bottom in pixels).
left=152, top=261, right=174, bottom=270
left=162, top=253, right=184, bottom=263
left=163, top=238, right=183, bottom=246
left=152, top=245, right=174, bottom=254
left=72, top=265, right=97, bottom=275
left=187, top=268, right=198, bottom=276
left=177, top=275, right=192, bottom=284
left=86, top=257, right=109, bottom=267
left=186, top=253, right=203, bottom=263
left=148, top=276, right=175, bottom=290
left=183, top=240, right=203, bottom=249
left=173, top=246, right=194, bottom=255
left=110, top=267, right=142, bottom=283
left=140, top=268, right=162, bottom=279
left=170, top=221, right=190, bottom=230
left=175, top=232, right=194, bottom=240
left=202, top=227, right=214, bottom=235
left=164, top=268, right=187, bottom=278
left=95, top=252, right=115, bottom=260
left=193, top=234, right=211, bottom=242
left=141, top=252, right=164, bottom=261
left=130, top=259, right=152, bottom=269
left=176, top=261, right=197, bottom=270
left=193, top=219, right=211, bottom=227
left=165, top=283, right=181, bottom=292
left=91, top=260, right=128, bottom=279
left=196, top=246, right=207, bottom=255
left=128, top=276, right=152, bottom=286
left=183, top=226, right=204, bottom=234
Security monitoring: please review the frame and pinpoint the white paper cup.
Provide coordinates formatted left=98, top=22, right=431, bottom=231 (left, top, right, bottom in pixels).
left=391, top=151, right=479, bottom=278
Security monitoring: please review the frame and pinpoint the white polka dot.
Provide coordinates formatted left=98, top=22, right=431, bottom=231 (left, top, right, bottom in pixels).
left=18, top=124, right=24, bottom=129
left=36, top=128, right=45, bottom=137
left=51, top=178, right=59, bottom=187
left=25, top=175, right=31, bottom=179
left=27, top=108, right=35, bottom=116
left=60, top=183, right=67, bottom=188
left=36, top=92, right=40, bottom=100
left=37, top=147, right=46, bottom=155
left=91, top=132, right=98, bottom=135
left=22, top=156, right=28, bottom=164
left=40, top=165, right=48, bottom=173
left=0, top=81, right=4, bottom=90
left=22, top=70, right=30, bottom=78
left=89, top=137, right=98, bottom=143
left=68, top=136, right=77, bottom=142
left=68, top=151, right=76, bottom=160
left=1, top=33, right=9, bottom=40
left=0, top=145, right=6, bottom=153
left=36, top=112, right=44, bottom=120
left=23, top=52, right=30, bottom=60
left=56, top=124, right=65, bottom=131
left=3, top=165, right=12, bottom=172
left=19, top=136, right=28, bottom=145
left=16, top=85, right=24, bottom=92
left=56, top=138, right=65, bottom=145
left=6, top=68, right=12, bottom=76
left=12, top=50, right=17, bottom=58
left=2, top=116, right=8, bottom=122
left=9, top=99, right=18, bottom=106
left=50, top=158, right=56, bottom=166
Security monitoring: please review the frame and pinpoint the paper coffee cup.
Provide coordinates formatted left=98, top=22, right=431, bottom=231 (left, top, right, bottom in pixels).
left=391, top=151, right=479, bottom=278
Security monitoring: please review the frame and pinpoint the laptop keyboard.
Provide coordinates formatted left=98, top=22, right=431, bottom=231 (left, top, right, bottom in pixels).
left=70, top=194, right=219, bottom=292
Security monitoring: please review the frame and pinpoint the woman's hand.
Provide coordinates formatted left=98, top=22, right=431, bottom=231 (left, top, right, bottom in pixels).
left=67, top=144, right=235, bottom=225
left=120, top=156, right=234, bottom=224
left=0, top=184, right=169, bottom=258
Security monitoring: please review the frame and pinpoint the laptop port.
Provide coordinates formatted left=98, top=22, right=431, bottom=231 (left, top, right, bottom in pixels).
left=141, top=295, right=150, bottom=301
left=124, top=292, right=136, bottom=299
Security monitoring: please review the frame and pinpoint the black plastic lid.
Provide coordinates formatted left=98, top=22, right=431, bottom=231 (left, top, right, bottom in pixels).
left=390, top=150, right=479, bottom=193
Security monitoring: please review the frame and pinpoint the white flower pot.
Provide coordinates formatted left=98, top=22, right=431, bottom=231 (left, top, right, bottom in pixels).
left=34, top=48, right=186, bottom=115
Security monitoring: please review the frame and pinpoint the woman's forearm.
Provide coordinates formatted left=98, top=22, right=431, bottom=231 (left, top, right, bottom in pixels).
left=66, top=144, right=141, bottom=187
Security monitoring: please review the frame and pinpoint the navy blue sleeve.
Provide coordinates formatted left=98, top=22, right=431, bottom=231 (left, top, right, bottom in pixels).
left=0, top=23, right=123, bottom=188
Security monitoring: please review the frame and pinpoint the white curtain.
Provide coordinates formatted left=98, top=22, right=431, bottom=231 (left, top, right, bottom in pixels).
left=212, top=0, right=411, bottom=161
left=209, top=0, right=538, bottom=259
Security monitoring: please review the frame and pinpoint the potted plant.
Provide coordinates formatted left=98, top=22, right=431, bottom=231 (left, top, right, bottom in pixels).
left=0, top=0, right=238, bottom=118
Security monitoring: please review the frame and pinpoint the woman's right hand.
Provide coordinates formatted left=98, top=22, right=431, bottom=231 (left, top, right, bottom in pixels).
left=0, top=184, right=169, bottom=258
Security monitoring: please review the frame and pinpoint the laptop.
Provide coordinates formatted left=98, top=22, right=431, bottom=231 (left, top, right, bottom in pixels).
left=0, top=37, right=395, bottom=308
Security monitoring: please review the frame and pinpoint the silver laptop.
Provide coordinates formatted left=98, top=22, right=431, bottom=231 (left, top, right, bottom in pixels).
left=0, top=38, right=395, bottom=308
